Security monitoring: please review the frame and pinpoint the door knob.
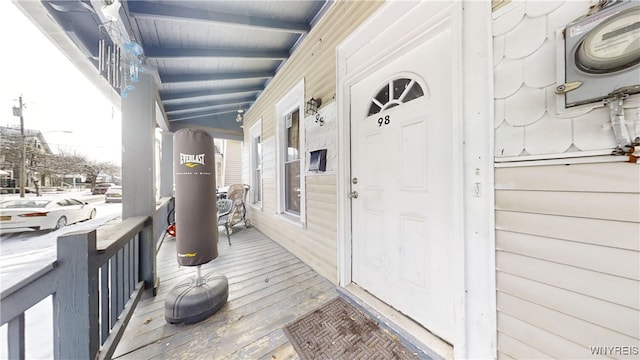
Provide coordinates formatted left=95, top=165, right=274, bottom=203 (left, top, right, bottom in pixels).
left=348, top=191, right=359, bottom=199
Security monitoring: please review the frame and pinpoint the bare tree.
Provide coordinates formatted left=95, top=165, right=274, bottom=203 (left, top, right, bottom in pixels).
left=2, top=132, right=121, bottom=191
left=0, top=132, right=21, bottom=169
left=49, top=150, right=90, bottom=182
left=84, top=160, right=120, bottom=189
left=51, top=151, right=120, bottom=188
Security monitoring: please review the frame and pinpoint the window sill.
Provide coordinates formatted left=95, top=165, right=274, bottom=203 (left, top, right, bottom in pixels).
left=249, top=202, right=262, bottom=211
left=277, top=212, right=305, bottom=229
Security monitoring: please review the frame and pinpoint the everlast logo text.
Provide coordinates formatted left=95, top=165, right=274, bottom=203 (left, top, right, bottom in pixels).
left=180, top=153, right=205, bottom=167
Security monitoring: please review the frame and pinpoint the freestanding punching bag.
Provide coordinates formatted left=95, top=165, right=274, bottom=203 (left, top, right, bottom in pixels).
left=165, top=128, right=228, bottom=325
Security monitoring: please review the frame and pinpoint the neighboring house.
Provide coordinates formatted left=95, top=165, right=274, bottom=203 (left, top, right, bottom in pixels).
left=213, top=138, right=242, bottom=188
left=0, top=126, right=55, bottom=188
left=222, top=140, right=243, bottom=187
left=61, top=174, right=86, bottom=188
left=238, top=1, right=638, bottom=359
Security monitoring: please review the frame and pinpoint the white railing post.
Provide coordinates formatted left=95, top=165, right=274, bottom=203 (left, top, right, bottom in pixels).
left=54, top=230, right=100, bottom=359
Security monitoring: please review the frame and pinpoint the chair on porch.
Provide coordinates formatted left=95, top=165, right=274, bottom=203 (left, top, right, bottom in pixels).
left=225, top=184, right=251, bottom=229
left=217, top=199, right=233, bottom=245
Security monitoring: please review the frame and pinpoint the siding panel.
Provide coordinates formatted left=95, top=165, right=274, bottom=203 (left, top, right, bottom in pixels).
left=496, top=230, right=640, bottom=280
left=498, top=292, right=637, bottom=358
left=497, top=251, right=639, bottom=309
left=496, top=162, right=640, bottom=359
left=498, top=313, right=592, bottom=359
left=495, top=190, right=640, bottom=222
left=497, top=332, right=553, bottom=359
left=498, top=272, right=639, bottom=338
left=496, top=210, right=640, bottom=251
left=495, top=162, right=640, bottom=193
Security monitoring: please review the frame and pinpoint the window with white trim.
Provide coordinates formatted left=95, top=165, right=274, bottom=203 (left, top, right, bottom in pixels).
left=275, top=80, right=305, bottom=222
left=249, top=120, right=262, bottom=206
left=284, top=109, right=300, bottom=214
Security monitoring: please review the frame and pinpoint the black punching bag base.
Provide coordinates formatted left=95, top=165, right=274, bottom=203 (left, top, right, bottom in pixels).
left=164, top=273, right=229, bottom=325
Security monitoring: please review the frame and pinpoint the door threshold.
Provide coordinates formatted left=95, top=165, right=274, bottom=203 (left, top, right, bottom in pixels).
left=340, top=283, right=454, bottom=360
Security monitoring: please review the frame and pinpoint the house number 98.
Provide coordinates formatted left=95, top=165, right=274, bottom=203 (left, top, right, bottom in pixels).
left=377, top=115, right=390, bottom=127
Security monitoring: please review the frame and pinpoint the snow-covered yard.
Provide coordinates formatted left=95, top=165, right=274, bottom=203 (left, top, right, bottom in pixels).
left=0, top=201, right=122, bottom=359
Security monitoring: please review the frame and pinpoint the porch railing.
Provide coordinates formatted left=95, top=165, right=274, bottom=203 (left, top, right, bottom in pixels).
left=1, top=215, right=153, bottom=360
left=155, top=197, right=174, bottom=248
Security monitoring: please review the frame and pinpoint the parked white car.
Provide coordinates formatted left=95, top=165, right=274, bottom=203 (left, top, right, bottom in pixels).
left=0, top=197, right=97, bottom=233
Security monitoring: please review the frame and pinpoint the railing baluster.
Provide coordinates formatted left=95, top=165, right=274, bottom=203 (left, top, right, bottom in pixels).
left=2, top=214, right=156, bottom=360
left=134, top=235, right=140, bottom=283
left=117, top=248, right=125, bottom=315
left=109, top=256, right=118, bottom=330
left=124, top=242, right=130, bottom=299
left=100, top=263, right=109, bottom=344
left=129, top=241, right=135, bottom=295
left=7, top=313, right=25, bottom=360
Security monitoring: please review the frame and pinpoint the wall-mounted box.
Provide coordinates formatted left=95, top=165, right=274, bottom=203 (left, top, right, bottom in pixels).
left=309, top=149, right=327, bottom=172
left=558, top=1, right=640, bottom=108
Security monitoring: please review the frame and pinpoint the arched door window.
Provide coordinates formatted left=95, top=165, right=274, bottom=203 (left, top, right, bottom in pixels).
left=367, top=78, right=425, bottom=116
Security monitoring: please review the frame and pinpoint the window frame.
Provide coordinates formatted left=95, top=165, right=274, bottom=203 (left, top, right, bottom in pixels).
left=249, top=119, right=263, bottom=209
left=275, top=79, right=306, bottom=224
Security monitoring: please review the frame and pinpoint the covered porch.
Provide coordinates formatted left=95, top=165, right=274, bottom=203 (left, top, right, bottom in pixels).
left=111, top=224, right=435, bottom=360
left=1, top=218, right=433, bottom=359
left=3, top=1, right=496, bottom=358
left=113, top=226, right=337, bottom=359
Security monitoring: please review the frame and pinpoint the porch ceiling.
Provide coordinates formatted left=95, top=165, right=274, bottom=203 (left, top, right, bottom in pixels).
left=14, top=0, right=331, bottom=140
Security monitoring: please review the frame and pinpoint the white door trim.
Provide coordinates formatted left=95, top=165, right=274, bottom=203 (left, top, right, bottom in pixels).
left=336, top=1, right=496, bottom=358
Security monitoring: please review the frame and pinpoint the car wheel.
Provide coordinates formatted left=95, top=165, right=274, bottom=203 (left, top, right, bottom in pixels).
left=55, top=216, right=67, bottom=230
left=90, top=209, right=97, bottom=219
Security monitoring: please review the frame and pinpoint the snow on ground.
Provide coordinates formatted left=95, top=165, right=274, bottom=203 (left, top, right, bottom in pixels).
left=0, top=194, right=122, bottom=359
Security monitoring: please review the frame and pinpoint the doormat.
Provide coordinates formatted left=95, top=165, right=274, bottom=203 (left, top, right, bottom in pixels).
left=284, top=296, right=420, bottom=360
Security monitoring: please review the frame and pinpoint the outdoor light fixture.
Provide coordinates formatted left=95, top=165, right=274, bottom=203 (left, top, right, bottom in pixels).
left=306, top=97, right=321, bottom=115
left=101, top=0, right=121, bottom=22
left=236, top=108, right=244, bottom=123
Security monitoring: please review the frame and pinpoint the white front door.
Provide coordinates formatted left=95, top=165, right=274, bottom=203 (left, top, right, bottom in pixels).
left=350, top=24, right=457, bottom=343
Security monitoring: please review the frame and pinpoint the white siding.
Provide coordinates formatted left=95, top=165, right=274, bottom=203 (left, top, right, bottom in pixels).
left=222, top=140, right=243, bottom=187
left=241, top=0, right=383, bottom=283
left=494, top=1, right=640, bottom=358
left=495, top=163, right=640, bottom=359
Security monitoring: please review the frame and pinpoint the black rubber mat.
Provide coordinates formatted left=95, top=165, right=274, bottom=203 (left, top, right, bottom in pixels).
left=284, top=296, right=420, bottom=360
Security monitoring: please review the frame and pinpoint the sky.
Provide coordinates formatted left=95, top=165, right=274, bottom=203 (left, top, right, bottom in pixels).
left=0, top=1, right=122, bottom=165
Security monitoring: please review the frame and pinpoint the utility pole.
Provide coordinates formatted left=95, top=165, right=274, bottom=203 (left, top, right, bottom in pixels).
left=12, top=95, right=26, bottom=197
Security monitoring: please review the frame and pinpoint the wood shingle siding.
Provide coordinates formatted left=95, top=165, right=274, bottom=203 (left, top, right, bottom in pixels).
left=242, top=0, right=384, bottom=283
left=495, top=162, right=640, bottom=359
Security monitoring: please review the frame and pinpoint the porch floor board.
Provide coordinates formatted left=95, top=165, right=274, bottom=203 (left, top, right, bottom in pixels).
left=113, top=226, right=338, bottom=360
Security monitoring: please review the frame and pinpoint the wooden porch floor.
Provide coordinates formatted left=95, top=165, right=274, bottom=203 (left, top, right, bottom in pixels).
left=113, top=226, right=338, bottom=359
